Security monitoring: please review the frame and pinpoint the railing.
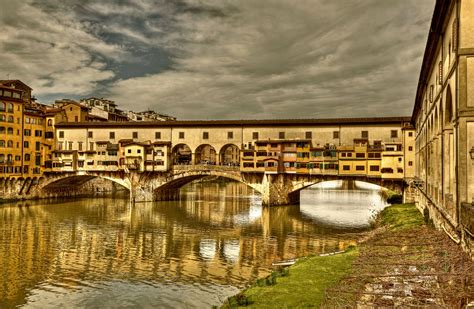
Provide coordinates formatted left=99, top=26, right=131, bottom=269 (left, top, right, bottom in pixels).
left=172, top=164, right=240, bottom=173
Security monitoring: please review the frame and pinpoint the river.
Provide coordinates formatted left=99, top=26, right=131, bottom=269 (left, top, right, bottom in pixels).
left=0, top=180, right=388, bottom=308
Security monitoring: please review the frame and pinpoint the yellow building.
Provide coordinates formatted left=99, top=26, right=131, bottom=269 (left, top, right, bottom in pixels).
left=0, top=84, right=24, bottom=177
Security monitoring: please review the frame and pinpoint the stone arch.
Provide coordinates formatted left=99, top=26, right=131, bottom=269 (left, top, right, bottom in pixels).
left=219, top=143, right=240, bottom=166
left=195, top=144, right=216, bottom=165
left=154, top=170, right=258, bottom=201
left=41, top=174, right=130, bottom=194
left=445, top=85, right=453, bottom=127
left=172, top=143, right=192, bottom=165
left=287, top=178, right=403, bottom=204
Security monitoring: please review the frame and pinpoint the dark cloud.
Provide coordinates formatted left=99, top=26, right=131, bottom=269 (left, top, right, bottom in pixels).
left=0, top=0, right=435, bottom=119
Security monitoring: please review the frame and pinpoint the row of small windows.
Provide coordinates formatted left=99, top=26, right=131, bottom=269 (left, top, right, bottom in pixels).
left=0, top=90, right=21, bottom=99
left=0, top=102, right=15, bottom=112
left=60, top=130, right=402, bottom=141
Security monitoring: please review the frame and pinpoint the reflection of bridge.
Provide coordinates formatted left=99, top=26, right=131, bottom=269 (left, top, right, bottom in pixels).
left=36, top=165, right=405, bottom=206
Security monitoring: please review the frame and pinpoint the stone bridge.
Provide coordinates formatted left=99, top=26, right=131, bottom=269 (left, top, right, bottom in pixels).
left=25, top=165, right=406, bottom=206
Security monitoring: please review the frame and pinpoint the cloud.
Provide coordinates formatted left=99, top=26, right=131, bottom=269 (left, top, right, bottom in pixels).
left=0, top=0, right=122, bottom=95
left=0, top=0, right=435, bottom=119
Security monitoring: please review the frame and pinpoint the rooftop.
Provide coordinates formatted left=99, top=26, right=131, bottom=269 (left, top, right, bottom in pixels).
left=56, top=116, right=411, bottom=128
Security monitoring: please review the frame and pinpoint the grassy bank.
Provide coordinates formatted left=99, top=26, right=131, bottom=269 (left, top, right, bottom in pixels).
left=222, top=204, right=424, bottom=308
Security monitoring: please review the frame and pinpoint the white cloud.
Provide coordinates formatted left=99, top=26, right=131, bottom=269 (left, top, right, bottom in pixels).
left=0, top=0, right=122, bottom=95
left=0, top=0, right=435, bottom=118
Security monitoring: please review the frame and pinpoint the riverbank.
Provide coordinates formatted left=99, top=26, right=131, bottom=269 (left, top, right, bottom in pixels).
left=222, top=203, right=473, bottom=308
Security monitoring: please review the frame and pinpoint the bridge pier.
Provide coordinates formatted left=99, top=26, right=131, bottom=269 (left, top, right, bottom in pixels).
left=261, top=174, right=297, bottom=206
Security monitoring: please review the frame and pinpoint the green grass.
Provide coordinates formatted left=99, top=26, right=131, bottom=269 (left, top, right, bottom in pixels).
left=378, top=203, right=425, bottom=230
left=222, top=203, right=425, bottom=308
left=222, top=248, right=358, bottom=308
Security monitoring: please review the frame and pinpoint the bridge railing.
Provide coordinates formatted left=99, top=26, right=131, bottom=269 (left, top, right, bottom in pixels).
left=172, top=164, right=240, bottom=173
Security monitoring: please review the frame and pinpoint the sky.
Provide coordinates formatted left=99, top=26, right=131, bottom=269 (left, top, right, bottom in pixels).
left=0, top=0, right=435, bottom=120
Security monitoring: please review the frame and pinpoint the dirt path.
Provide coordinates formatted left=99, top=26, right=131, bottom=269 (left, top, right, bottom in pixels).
left=323, top=226, right=473, bottom=308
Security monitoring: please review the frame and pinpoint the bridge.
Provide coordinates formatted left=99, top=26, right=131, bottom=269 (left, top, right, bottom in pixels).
left=30, top=165, right=405, bottom=206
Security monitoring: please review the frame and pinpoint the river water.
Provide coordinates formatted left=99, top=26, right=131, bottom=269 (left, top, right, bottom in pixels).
left=0, top=180, right=388, bottom=308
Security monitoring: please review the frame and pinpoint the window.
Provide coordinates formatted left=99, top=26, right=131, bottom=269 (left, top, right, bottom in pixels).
left=408, top=146, right=413, bottom=151
left=408, top=161, right=413, bottom=166
left=7, top=127, right=12, bottom=134
left=179, top=132, right=184, bottom=139
left=398, top=157, right=402, bottom=162
left=252, top=132, right=259, bottom=140
left=227, top=131, right=233, bottom=139
left=78, top=142, right=83, bottom=151
left=133, top=132, right=138, bottom=139
left=0, top=102, right=4, bottom=111
left=305, top=131, right=312, bottom=139
left=137, top=149, right=141, bottom=154
left=88, top=131, right=93, bottom=138
left=35, top=130, right=42, bottom=137
left=356, top=153, right=365, bottom=158
left=24, top=141, right=29, bottom=148
left=75, top=116, right=78, bottom=122
left=391, top=130, right=398, bottom=138
left=278, top=132, right=285, bottom=139
left=45, top=132, right=53, bottom=139
left=36, top=141, right=41, bottom=151
left=333, top=131, right=339, bottom=139
left=35, top=155, right=41, bottom=166
left=341, top=153, right=346, bottom=157
left=24, top=129, right=31, bottom=136
left=7, top=103, right=13, bottom=113
left=343, top=165, right=350, bottom=171
left=203, top=132, right=209, bottom=139
left=7, top=140, right=12, bottom=148
left=370, top=165, right=379, bottom=172
left=397, top=168, right=403, bottom=173
left=110, top=132, right=115, bottom=139
left=361, top=131, right=368, bottom=139
left=25, top=154, right=30, bottom=161
left=155, top=132, right=161, bottom=139
left=356, top=165, right=365, bottom=171
left=408, top=132, right=413, bottom=137
left=68, top=142, right=72, bottom=150
left=59, top=131, right=64, bottom=138
left=347, top=153, right=352, bottom=157
left=89, top=142, right=94, bottom=151
left=47, top=119, right=52, bottom=126
left=127, top=149, right=132, bottom=154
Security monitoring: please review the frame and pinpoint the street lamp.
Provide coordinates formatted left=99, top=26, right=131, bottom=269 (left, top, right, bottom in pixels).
left=470, top=147, right=474, bottom=160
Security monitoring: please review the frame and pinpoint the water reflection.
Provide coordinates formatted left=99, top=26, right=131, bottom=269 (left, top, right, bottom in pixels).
left=300, top=181, right=389, bottom=228
left=0, top=180, right=383, bottom=308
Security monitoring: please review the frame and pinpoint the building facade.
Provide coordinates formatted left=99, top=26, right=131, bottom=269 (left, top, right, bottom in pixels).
left=54, top=118, right=415, bottom=180
left=412, top=0, right=474, bottom=252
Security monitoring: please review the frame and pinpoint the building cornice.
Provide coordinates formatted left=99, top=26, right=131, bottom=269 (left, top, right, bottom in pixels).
left=55, top=116, right=411, bottom=129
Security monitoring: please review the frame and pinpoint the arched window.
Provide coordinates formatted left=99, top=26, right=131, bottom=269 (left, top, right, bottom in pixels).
left=7, top=140, right=13, bottom=148
left=0, top=127, right=4, bottom=134
left=7, top=115, right=13, bottom=123
left=0, top=115, right=5, bottom=122
left=24, top=154, right=30, bottom=161
left=0, top=140, right=5, bottom=147
left=0, top=102, right=5, bottom=112
left=445, top=86, right=453, bottom=126
left=7, top=103, right=13, bottom=113
left=0, top=154, right=4, bottom=162
left=7, top=127, right=13, bottom=134
left=47, top=119, right=52, bottom=126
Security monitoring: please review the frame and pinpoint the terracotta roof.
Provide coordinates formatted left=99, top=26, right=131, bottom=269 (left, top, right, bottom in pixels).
left=0, top=80, right=32, bottom=90
left=55, top=117, right=412, bottom=128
